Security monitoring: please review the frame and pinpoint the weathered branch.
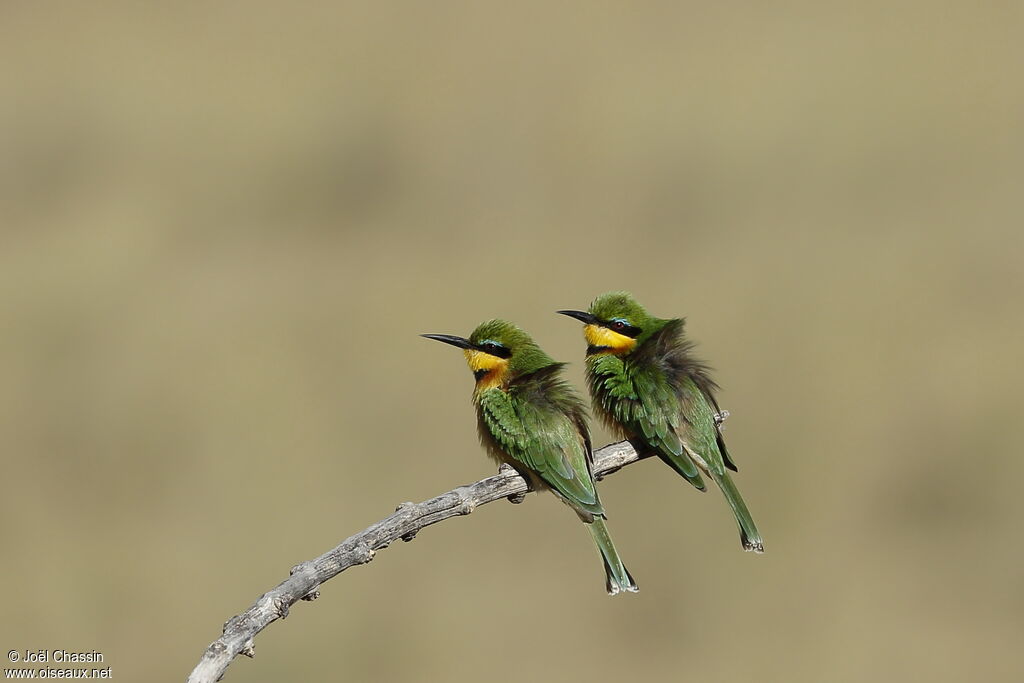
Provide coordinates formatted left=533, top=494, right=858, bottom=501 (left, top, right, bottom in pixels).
left=186, top=440, right=640, bottom=683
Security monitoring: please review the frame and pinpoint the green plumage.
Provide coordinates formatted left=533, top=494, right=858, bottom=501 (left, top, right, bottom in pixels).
left=423, top=320, right=638, bottom=594
left=477, top=376, right=603, bottom=520
left=561, top=292, right=764, bottom=553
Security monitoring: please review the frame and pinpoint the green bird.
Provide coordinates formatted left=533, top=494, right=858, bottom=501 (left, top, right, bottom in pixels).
left=558, top=292, right=764, bottom=553
left=422, top=319, right=638, bottom=595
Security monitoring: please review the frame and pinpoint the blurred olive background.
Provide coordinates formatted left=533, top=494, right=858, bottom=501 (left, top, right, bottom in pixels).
left=2, top=3, right=1022, bottom=682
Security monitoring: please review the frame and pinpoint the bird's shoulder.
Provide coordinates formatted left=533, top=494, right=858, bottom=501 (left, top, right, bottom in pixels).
left=509, top=363, right=588, bottom=419
left=635, top=318, right=720, bottom=398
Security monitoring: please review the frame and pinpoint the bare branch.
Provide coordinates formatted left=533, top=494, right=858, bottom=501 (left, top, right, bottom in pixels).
left=186, top=440, right=640, bottom=683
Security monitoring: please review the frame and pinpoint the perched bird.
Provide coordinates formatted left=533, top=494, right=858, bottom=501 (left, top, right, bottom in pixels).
left=558, top=292, right=764, bottom=553
left=422, top=319, right=638, bottom=594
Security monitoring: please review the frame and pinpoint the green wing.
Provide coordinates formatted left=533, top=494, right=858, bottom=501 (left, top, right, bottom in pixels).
left=478, top=387, right=603, bottom=519
left=589, top=354, right=704, bottom=486
left=677, top=375, right=727, bottom=477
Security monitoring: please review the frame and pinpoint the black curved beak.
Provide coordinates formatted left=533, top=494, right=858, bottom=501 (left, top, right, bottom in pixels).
left=556, top=310, right=598, bottom=325
left=421, top=334, right=474, bottom=350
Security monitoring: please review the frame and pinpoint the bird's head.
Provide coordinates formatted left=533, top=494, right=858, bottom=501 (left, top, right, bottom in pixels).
left=422, top=319, right=555, bottom=390
left=558, top=291, right=655, bottom=355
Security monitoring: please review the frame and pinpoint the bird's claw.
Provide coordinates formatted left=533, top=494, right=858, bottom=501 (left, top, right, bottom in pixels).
left=596, top=465, right=622, bottom=481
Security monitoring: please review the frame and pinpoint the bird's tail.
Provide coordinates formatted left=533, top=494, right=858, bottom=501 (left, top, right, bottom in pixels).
left=587, top=517, right=639, bottom=595
left=712, top=470, right=764, bottom=553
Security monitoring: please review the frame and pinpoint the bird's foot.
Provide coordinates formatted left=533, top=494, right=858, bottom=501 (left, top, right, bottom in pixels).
left=498, top=463, right=529, bottom=503
left=595, top=466, right=622, bottom=482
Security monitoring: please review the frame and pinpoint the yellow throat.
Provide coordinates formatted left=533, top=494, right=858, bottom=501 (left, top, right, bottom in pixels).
left=584, top=323, right=637, bottom=354
left=464, top=349, right=510, bottom=390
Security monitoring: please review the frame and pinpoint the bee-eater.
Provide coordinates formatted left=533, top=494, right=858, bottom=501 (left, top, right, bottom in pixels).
left=422, top=319, right=638, bottom=594
left=558, top=292, right=764, bottom=553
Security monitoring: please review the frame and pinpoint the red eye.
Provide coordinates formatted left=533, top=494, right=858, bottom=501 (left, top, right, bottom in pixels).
left=612, top=321, right=625, bottom=331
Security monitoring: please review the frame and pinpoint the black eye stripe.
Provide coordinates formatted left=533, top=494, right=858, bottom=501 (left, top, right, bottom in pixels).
left=475, top=341, right=513, bottom=358
left=601, top=319, right=642, bottom=338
